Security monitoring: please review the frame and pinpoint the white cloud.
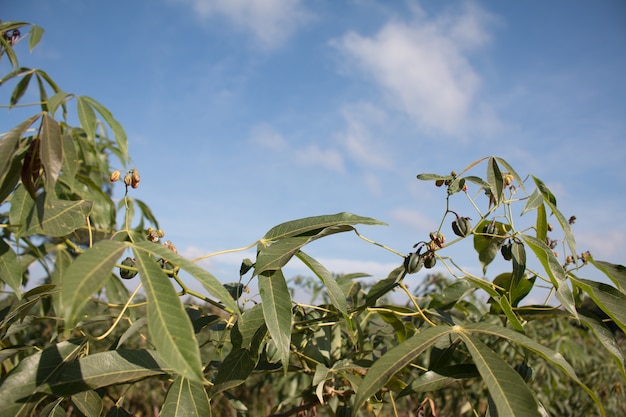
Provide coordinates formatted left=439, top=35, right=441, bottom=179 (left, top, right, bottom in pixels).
left=175, top=0, right=311, bottom=48
left=295, top=144, right=345, bottom=173
left=250, top=123, right=288, bottom=150
left=333, top=3, right=497, bottom=135
left=338, top=102, right=393, bottom=169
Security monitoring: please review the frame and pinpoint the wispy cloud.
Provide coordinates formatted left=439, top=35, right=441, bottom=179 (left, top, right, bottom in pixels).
left=173, top=0, right=312, bottom=48
left=333, top=3, right=498, bottom=135
left=295, top=144, right=345, bottom=173
left=249, top=123, right=289, bottom=150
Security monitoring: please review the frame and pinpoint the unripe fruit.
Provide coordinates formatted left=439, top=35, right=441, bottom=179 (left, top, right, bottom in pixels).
left=423, top=253, right=436, bottom=269
left=452, top=216, right=472, bottom=237
left=119, top=257, right=137, bottom=279
left=515, top=362, right=533, bottom=382
left=404, top=252, right=424, bottom=274
left=501, top=241, right=513, bottom=261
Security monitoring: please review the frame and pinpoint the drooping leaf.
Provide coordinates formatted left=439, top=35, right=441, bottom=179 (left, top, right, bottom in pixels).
left=463, top=322, right=602, bottom=411
left=296, top=251, right=348, bottom=316
left=457, top=333, right=541, bottom=417
left=132, top=241, right=239, bottom=315
left=133, top=247, right=204, bottom=383
left=0, top=115, right=40, bottom=182
left=588, top=258, right=626, bottom=295
left=0, top=238, right=22, bottom=298
left=258, top=269, right=292, bottom=373
left=161, top=375, right=211, bottom=417
left=262, top=212, right=386, bottom=241
left=353, top=325, right=453, bottom=411
left=9, top=70, right=32, bottom=107
left=570, top=276, right=626, bottom=334
left=578, top=314, right=626, bottom=379
left=62, top=240, right=126, bottom=327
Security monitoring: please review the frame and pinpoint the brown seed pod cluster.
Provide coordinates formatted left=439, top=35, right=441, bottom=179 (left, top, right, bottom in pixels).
left=110, top=168, right=140, bottom=189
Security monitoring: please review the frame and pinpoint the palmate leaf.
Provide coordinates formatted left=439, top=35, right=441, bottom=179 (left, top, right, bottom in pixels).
left=132, top=241, right=239, bottom=315
left=133, top=248, right=204, bottom=383
left=161, top=375, right=211, bottom=417
left=62, top=240, right=126, bottom=327
left=457, top=333, right=541, bottom=417
left=258, top=269, right=292, bottom=372
left=0, top=339, right=85, bottom=417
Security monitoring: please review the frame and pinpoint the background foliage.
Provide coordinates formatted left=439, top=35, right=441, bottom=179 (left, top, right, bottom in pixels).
left=1, top=21, right=624, bottom=417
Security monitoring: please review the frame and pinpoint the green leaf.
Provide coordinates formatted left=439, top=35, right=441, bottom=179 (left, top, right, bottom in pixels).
left=532, top=176, right=576, bottom=257
left=473, top=220, right=508, bottom=274
left=0, top=239, right=22, bottom=298
left=0, top=115, right=40, bottom=183
left=457, top=333, right=541, bottom=417
left=463, top=322, right=603, bottom=412
left=212, top=348, right=257, bottom=395
left=42, top=350, right=170, bottom=396
left=589, top=258, right=626, bottom=295
left=133, top=248, right=204, bottom=383
left=487, top=156, right=504, bottom=206
left=520, top=189, right=543, bottom=216
left=62, top=240, right=126, bottom=327
left=71, top=390, right=102, bottom=417
left=296, top=251, right=348, bottom=316
left=161, top=375, right=211, bottom=417
left=535, top=203, right=548, bottom=242
left=578, top=314, right=626, bottom=380
left=9, top=71, right=32, bottom=107
left=40, top=113, right=63, bottom=191
left=428, top=280, right=474, bottom=310
left=81, top=96, right=129, bottom=163
left=495, top=157, right=527, bottom=194
left=570, top=277, right=626, bottom=334
left=262, top=212, right=386, bottom=241
left=521, top=234, right=576, bottom=317
left=237, top=303, right=266, bottom=348
left=29, top=24, right=45, bottom=51
left=76, top=96, right=97, bottom=142
left=416, top=173, right=453, bottom=181
left=258, top=269, right=292, bottom=373
left=0, top=339, right=85, bottom=416
left=353, top=325, right=453, bottom=411
left=132, top=241, right=239, bottom=315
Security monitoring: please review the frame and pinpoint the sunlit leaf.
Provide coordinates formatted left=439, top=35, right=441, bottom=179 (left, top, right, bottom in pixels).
left=133, top=248, right=204, bottom=383
left=258, top=269, right=292, bottom=372
left=487, top=156, right=504, bottom=206
left=495, top=157, right=527, bottom=194
left=521, top=234, right=576, bottom=317
left=28, top=24, right=45, bottom=51
left=353, top=325, right=453, bottom=411
left=457, top=333, right=541, bottom=417
left=262, top=212, right=385, bottom=241
left=161, top=375, right=211, bottom=417
left=9, top=71, right=32, bottom=107
left=71, top=390, right=102, bottom=417
left=62, top=240, right=126, bottom=327
left=81, top=96, right=129, bottom=163
left=0, top=339, right=85, bottom=416
left=76, top=96, right=97, bottom=142
left=588, top=258, right=626, bottom=295
left=532, top=176, right=576, bottom=257
left=570, top=276, right=626, bottom=334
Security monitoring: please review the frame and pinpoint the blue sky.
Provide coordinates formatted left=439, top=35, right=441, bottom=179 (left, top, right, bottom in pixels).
left=3, top=1, right=626, bottom=299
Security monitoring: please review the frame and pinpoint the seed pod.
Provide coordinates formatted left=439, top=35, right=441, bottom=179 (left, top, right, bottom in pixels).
left=501, top=241, right=513, bottom=261
left=452, top=216, right=472, bottom=237
left=423, top=253, right=436, bottom=269
left=435, top=179, right=444, bottom=187
left=404, top=252, right=424, bottom=274
left=110, top=170, right=121, bottom=182
left=119, top=257, right=138, bottom=279
left=123, top=173, right=132, bottom=187
left=131, top=169, right=140, bottom=188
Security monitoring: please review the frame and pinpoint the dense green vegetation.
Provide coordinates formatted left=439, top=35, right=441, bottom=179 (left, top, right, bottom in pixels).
left=1, top=21, right=624, bottom=416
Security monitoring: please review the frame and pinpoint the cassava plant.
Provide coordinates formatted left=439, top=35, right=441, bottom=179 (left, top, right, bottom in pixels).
left=1, top=20, right=625, bottom=417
